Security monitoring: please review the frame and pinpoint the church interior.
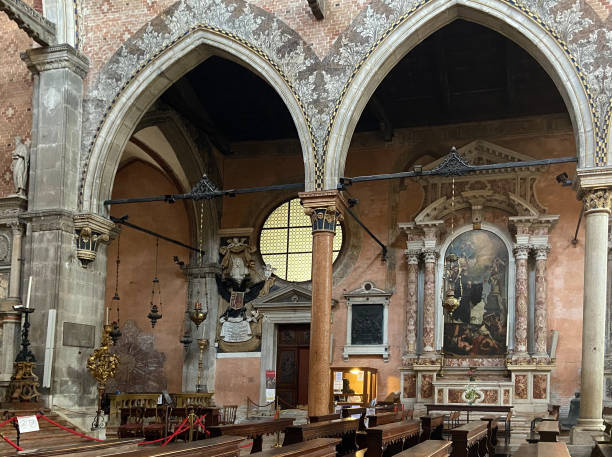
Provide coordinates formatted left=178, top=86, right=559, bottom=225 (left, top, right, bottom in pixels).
left=0, top=0, right=611, bottom=456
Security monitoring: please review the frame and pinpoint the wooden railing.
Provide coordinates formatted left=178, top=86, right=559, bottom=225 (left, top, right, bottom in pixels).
left=171, top=393, right=214, bottom=408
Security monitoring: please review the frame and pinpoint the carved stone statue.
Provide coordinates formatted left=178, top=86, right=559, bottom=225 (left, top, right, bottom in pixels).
left=11, top=137, right=29, bottom=197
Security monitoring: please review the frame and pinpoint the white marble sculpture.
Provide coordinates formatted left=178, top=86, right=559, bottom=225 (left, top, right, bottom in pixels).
left=11, top=137, right=29, bottom=197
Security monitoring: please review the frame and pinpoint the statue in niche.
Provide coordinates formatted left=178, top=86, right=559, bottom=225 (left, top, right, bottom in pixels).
left=215, top=238, right=274, bottom=352
left=11, top=137, right=29, bottom=197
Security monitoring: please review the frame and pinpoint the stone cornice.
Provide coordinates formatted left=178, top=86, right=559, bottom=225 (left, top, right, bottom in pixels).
left=20, top=209, right=74, bottom=233
left=0, top=0, right=56, bottom=46
left=575, top=168, right=612, bottom=194
left=182, top=263, right=221, bottom=278
left=0, top=195, right=27, bottom=226
left=21, top=44, right=89, bottom=79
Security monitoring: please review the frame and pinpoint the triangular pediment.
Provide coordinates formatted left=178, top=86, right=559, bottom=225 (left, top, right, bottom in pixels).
left=252, top=284, right=312, bottom=306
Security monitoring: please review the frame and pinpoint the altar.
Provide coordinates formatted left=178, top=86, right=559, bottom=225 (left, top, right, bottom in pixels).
left=432, top=378, right=513, bottom=406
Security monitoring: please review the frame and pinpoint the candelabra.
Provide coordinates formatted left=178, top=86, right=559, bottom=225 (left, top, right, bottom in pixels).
left=6, top=306, right=40, bottom=403
left=87, top=324, right=119, bottom=430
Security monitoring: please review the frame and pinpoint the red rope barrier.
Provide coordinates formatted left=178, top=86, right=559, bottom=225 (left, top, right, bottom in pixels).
left=36, top=414, right=103, bottom=442
left=0, top=416, right=16, bottom=428
left=193, top=414, right=210, bottom=436
left=160, top=416, right=190, bottom=447
left=1, top=434, right=23, bottom=451
left=239, top=441, right=253, bottom=449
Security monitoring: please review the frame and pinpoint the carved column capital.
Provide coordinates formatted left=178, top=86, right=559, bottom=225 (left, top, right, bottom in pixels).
left=534, top=245, right=551, bottom=261
left=405, top=250, right=420, bottom=265
left=21, top=44, right=89, bottom=79
left=73, top=213, right=114, bottom=268
left=513, top=245, right=530, bottom=260
left=299, top=190, right=346, bottom=234
left=422, top=249, right=438, bottom=264
left=8, top=221, right=23, bottom=235
left=583, top=188, right=612, bottom=215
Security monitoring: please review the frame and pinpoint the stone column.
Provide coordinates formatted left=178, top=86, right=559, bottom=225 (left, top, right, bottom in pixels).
left=534, top=246, right=550, bottom=357
left=422, top=249, right=437, bottom=354
left=405, top=250, right=419, bottom=356
left=572, top=189, right=611, bottom=440
left=182, top=262, right=220, bottom=393
left=300, top=190, right=345, bottom=417
left=20, top=45, right=110, bottom=408
left=512, top=245, right=529, bottom=357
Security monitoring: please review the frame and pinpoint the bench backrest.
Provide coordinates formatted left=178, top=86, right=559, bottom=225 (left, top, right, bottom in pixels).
left=394, top=439, right=452, bottom=457
left=310, top=413, right=341, bottom=423
left=283, top=417, right=360, bottom=445
left=450, top=420, right=488, bottom=443
left=365, top=420, right=421, bottom=457
left=250, top=438, right=342, bottom=457
left=547, top=404, right=560, bottom=420
left=368, top=411, right=404, bottom=427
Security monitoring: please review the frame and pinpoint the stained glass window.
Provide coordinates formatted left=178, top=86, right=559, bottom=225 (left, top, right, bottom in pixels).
left=259, top=198, right=343, bottom=282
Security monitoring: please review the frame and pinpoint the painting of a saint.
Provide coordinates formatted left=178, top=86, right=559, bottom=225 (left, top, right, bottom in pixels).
left=443, top=230, right=508, bottom=356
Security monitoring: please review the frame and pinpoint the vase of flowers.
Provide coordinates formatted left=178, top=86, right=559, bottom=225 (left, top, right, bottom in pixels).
left=464, top=385, right=480, bottom=405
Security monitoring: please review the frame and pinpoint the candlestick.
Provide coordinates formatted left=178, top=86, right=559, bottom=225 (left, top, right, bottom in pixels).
left=106, top=307, right=109, bottom=325
left=25, top=276, right=32, bottom=308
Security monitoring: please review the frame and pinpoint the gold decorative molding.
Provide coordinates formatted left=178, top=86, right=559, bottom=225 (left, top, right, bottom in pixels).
left=583, top=188, right=612, bottom=215
left=299, top=190, right=347, bottom=233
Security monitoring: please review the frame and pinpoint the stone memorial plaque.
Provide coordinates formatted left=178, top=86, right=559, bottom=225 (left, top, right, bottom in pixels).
left=62, top=322, right=95, bottom=348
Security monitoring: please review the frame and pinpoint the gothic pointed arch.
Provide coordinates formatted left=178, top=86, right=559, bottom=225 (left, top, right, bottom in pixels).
left=323, top=0, right=600, bottom=189
left=80, top=0, right=319, bottom=213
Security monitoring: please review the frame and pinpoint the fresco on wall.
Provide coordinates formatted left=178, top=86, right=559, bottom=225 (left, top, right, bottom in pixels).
left=443, top=230, right=508, bottom=357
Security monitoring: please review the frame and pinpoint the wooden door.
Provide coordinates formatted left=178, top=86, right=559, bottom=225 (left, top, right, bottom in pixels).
left=276, top=324, right=310, bottom=409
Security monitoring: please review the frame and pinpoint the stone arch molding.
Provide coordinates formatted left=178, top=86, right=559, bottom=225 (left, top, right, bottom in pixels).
left=80, top=0, right=321, bottom=212
left=323, top=0, right=612, bottom=189
left=81, top=0, right=612, bottom=206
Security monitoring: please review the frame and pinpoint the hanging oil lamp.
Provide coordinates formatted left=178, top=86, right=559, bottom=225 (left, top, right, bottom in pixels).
left=109, top=233, right=122, bottom=344
left=189, top=201, right=208, bottom=330
left=190, top=300, right=207, bottom=329
left=442, top=177, right=460, bottom=318
left=148, top=238, right=163, bottom=328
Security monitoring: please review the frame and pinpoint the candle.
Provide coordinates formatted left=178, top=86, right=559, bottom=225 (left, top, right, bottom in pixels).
left=25, top=276, right=32, bottom=308
left=106, top=307, right=109, bottom=325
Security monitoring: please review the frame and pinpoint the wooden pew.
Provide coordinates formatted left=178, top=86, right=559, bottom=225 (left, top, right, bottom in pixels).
left=420, top=415, right=445, bottom=441
left=6, top=438, right=142, bottom=457
left=479, top=416, right=499, bottom=455
left=449, top=421, right=488, bottom=457
left=394, top=440, right=452, bottom=457
left=209, top=417, right=294, bottom=453
left=367, top=411, right=405, bottom=427
left=517, top=442, right=571, bottom=457
left=283, top=417, right=360, bottom=455
left=311, top=413, right=342, bottom=423
left=534, top=420, right=560, bottom=443
left=43, top=436, right=244, bottom=457
left=364, top=420, right=421, bottom=457
left=250, top=438, right=342, bottom=456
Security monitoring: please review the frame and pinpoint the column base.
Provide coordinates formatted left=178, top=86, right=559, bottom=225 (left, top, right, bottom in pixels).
left=570, top=419, right=605, bottom=444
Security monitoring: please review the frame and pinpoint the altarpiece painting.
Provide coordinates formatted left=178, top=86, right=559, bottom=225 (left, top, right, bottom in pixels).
left=443, top=230, right=508, bottom=357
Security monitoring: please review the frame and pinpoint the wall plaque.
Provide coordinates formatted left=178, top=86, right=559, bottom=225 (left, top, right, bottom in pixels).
left=62, top=322, right=95, bottom=348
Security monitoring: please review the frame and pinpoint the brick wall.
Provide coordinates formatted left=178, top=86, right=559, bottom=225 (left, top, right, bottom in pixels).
left=0, top=5, right=35, bottom=198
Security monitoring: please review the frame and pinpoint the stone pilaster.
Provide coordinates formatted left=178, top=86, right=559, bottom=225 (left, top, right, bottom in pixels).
left=422, top=249, right=437, bottom=354
left=182, top=262, right=220, bottom=393
left=534, top=246, right=550, bottom=357
left=571, top=188, right=611, bottom=441
left=299, top=190, right=346, bottom=416
left=405, top=250, right=419, bottom=357
left=8, top=222, right=23, bottom=299
left=513, top=245, right=530, bottom=358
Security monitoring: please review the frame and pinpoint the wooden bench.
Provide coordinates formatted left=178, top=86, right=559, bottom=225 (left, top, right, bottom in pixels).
left=250, top=438, right=342, bottom=457
left=394, top=440, right=452, bottom=457
left=367, top=411, right=405, bottom=427
left=593, top=443, right=612, bottom=457
left=534, top=420, right=560, bottom=443
left=364, top=419, right=421, bottom=457
left=311, top=414, right=342, bottom=423
left=449, top=421, right=488, bottom=457
left=593, top=421, right=612, bottom=444
left=479, top=416, right=499, bottom=455
left=283, top=418, right=360, bottom=455
left=69, top=436, right=244, bottom=457
left=7, top=438, right=141, bottom=457
left=420, top=415, right=445, bottom=441
left=443, top=411, right=461, bottom=436
left=517, top=442, right=571, bottom=457
left=209, top=417, right=294, bottom=453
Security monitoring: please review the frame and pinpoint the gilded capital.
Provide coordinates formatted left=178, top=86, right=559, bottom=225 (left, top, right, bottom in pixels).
left=583, top=188, right=612, bottom=215
left=299, top=190, right=346, bottom=234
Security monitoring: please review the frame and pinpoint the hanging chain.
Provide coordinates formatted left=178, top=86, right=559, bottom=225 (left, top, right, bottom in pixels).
left=199, top=201, right=205, bottom=266
left=451, top=176, right=455, bottom=236
left=114, top=233, right=121, bottom=324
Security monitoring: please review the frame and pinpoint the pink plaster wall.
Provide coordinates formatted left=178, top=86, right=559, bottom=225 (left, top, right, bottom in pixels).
left=214, top=357, right=261, bottom=406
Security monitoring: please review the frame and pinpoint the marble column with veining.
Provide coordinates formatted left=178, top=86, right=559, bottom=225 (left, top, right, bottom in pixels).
left=422, top=249, right=437, bottom=354
left=513, top=245, right=530, bottom=357
left=405, top=250, right=419, bottom=356
left=534, top=246, right=550, bottom=356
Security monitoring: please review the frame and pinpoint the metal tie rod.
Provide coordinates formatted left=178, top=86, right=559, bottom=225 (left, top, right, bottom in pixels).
left=111, top=215, right=205, bottom=255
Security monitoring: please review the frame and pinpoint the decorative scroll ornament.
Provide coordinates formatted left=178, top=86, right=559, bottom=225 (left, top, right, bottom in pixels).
left=430, top=147, right=474, bottom=177
left=583, top=189, right=612, bottom=214
left=187, top=173, right=219, bottom=200
left=304, top=206, right=343, bottom=233
left=73, top=213, right=114, bottom=268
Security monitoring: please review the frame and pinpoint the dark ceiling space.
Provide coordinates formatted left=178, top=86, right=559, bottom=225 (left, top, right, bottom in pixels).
left=160, top=19, right=567, bottom=152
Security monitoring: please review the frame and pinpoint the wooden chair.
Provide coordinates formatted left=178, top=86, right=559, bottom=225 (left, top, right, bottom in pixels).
left=443, top=411, right=461, bottom=437
left=496, top=410, right=512, bottom=445
left=143, top=406, right=168, bottom=442
left=220, top=405, right=238, bottom=425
